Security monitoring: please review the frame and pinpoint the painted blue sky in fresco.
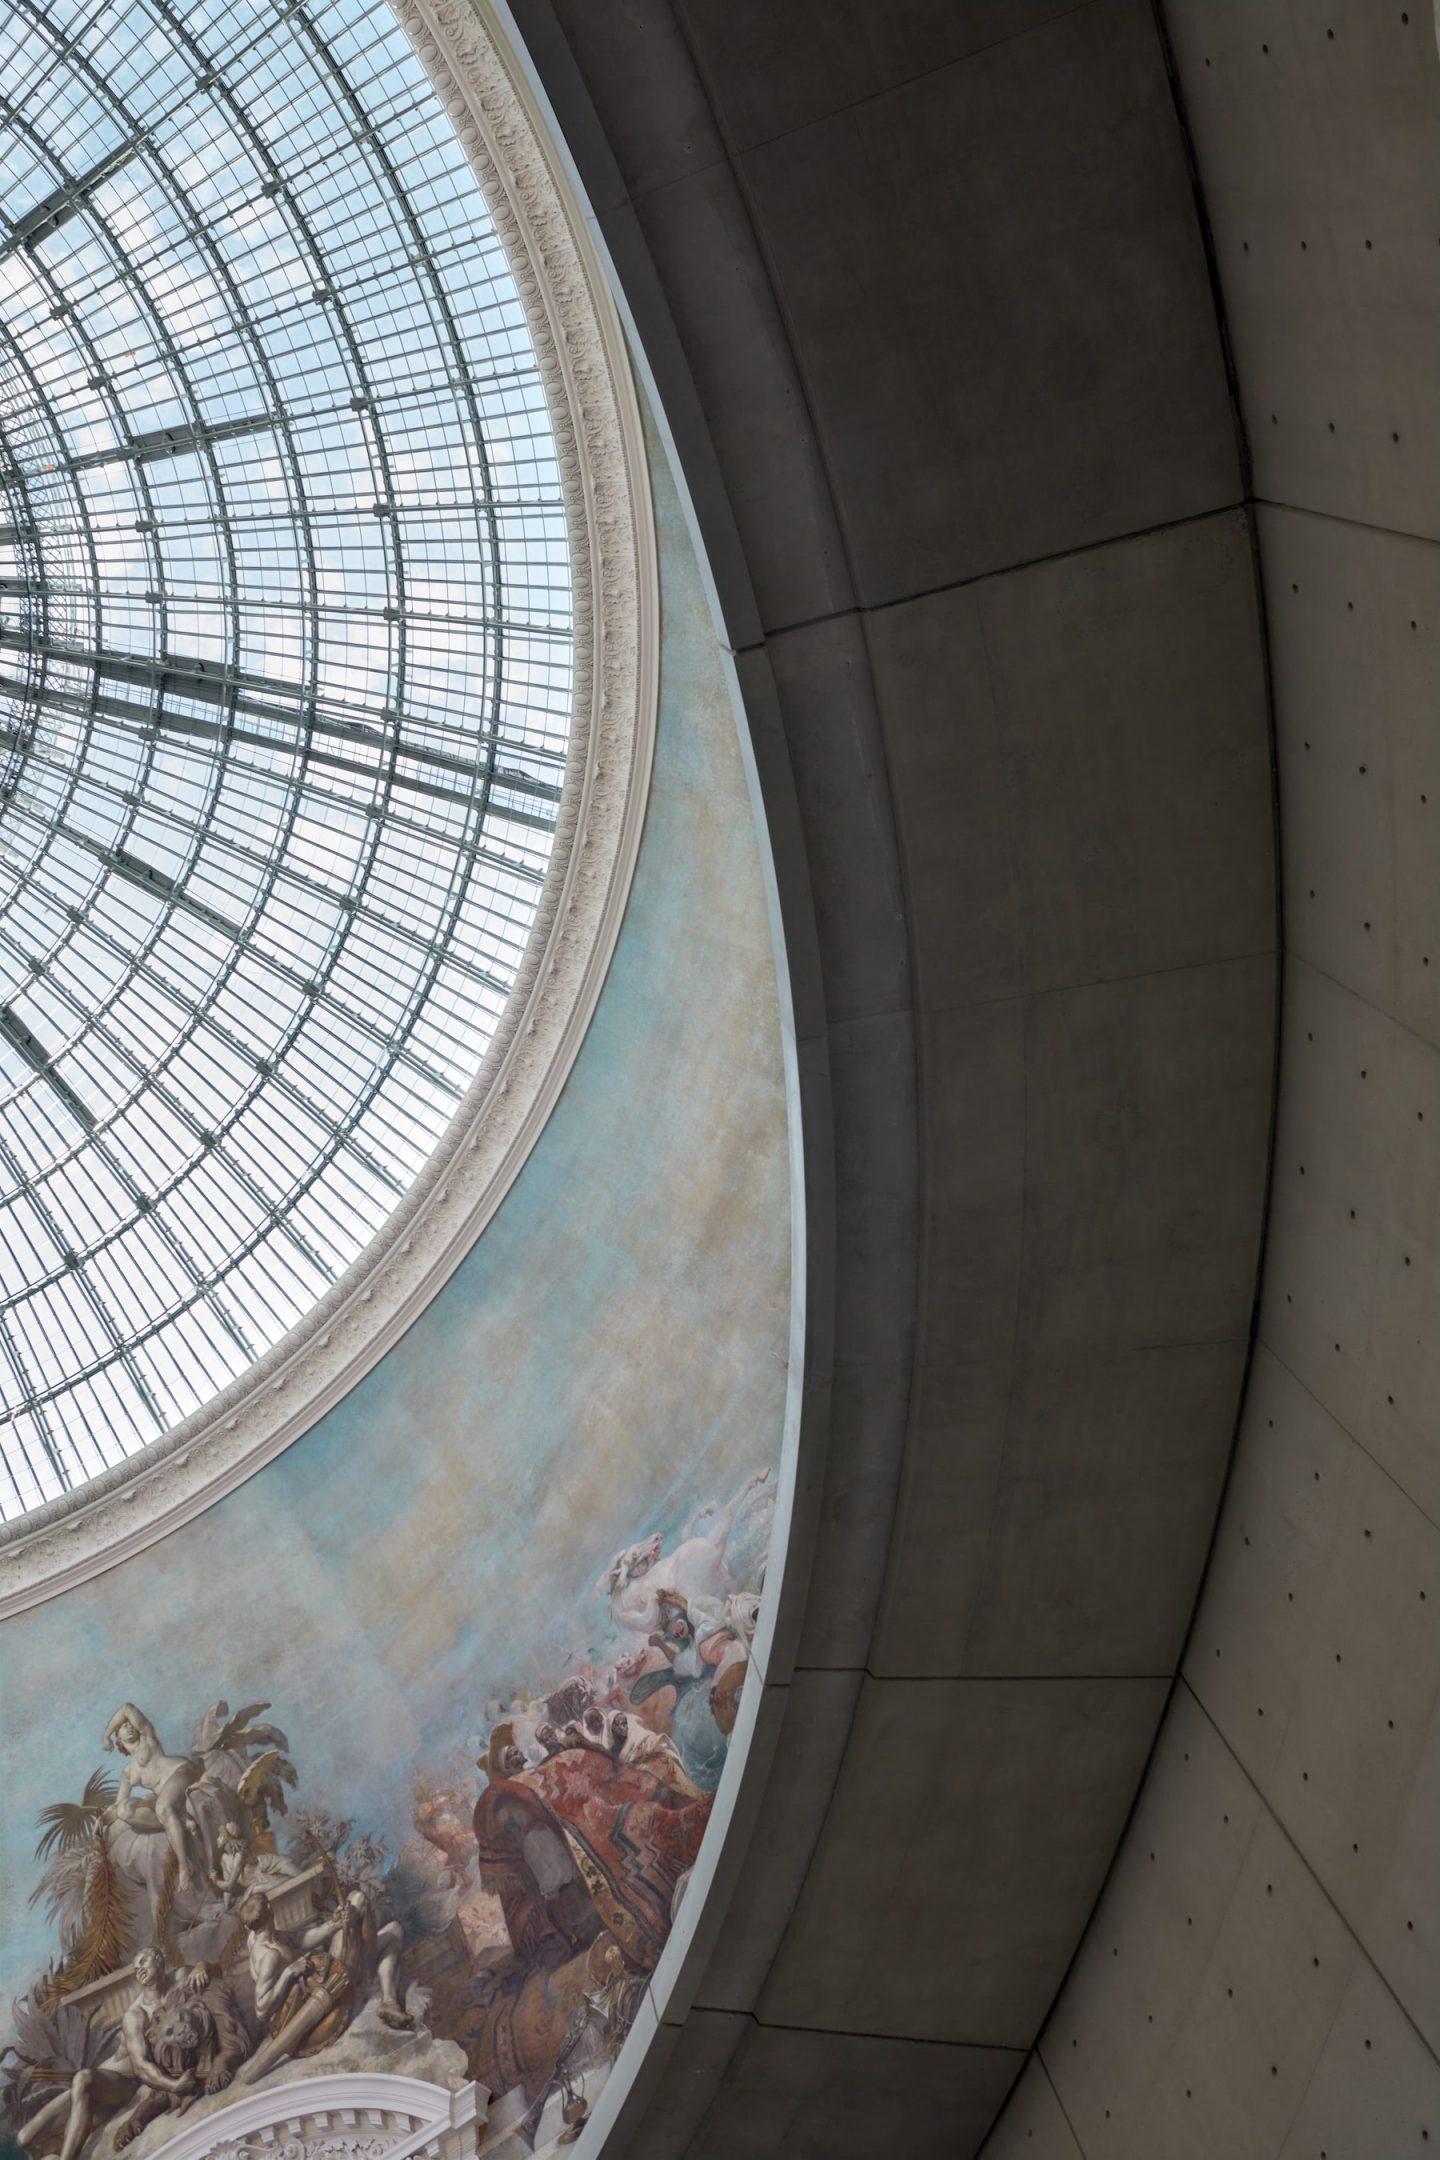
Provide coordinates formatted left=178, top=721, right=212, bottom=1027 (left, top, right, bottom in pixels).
left=0, top=418, right=790, bottom=2006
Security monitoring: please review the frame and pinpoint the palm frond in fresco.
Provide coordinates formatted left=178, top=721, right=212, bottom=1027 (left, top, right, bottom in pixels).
left=193, top=1699, right=291, bottom=1758
left=32, top=1771, right=117, bottom=1863
left=32, top=1833, right=133, bottom=2013
left=1, top=1994, right=117, bottom=2121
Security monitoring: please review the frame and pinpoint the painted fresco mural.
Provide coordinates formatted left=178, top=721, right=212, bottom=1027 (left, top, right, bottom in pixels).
left=0, top=427, right=791, bottom=2159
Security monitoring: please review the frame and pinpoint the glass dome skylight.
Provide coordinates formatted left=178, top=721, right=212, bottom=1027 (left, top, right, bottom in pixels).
left=0, top=0, right=572, bottom=1519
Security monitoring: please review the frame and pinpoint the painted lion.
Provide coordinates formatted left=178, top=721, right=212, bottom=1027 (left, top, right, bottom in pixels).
left=146, top=1978, right=251, bottom=2098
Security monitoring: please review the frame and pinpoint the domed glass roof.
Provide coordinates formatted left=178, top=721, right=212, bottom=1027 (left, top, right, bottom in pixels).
left=0, top=0, right=572, bottom=1517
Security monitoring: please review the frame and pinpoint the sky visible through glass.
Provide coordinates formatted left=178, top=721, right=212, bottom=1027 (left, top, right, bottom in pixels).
left=0, top=0, right=572, bottom=1518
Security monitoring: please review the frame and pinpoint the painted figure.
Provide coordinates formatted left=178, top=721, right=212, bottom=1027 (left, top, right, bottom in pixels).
left=598, top=1468, right=773, bottom=1640
left=16, top=1950, right=203, bottom=2160
left=209, top=1824, right=252, bottom=1906
left=101, top=1706, right=206, bottom=1893
left=238, top=1881, right=411, bottom=2084
left=6, top=1466, right=775, bottom=2150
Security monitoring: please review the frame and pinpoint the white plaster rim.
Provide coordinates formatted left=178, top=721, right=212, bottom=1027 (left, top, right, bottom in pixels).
left=146, top=2074, right=485, bottom=2160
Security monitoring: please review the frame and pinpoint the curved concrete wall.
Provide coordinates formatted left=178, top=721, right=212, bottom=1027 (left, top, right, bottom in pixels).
left=504, top=2, right=1280, bottom=2150
left=989, top=6, right=1440, bottom=2152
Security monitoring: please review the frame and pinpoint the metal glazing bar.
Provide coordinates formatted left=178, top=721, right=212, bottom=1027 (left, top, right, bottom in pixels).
left=6, top=135, right=148, bottom=253
left=0, top=1002, right=94, bottom=1129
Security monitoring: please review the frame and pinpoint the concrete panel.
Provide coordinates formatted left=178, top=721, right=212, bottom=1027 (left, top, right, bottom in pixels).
left=1369, top=1694, right=1440, bottom=2067
left=1261, top=505, right=1440, bottom=1050
left=866, top=580, right=1023, bottom=1009
left=686, top=2023, right=1020, bottom=2160
left=626, top=156, right=855, bottom=631
left=1260, top=960, right=1440, bottom=1527
left=1185, top=1350, right=1440, bottom=2053
left=547, top=0, right=725, bottom=201
left=737, top=0, right=1238, bottom=606
left=870, top=513, right=1274, bottom=1015
left=872, top=1358, right=1009, bottom=1678
left=877, top=951, right=1269, bottom=1681
left=921, top=995, right=1026, bottom=1363
left=696, top=1668, right=862, bottom=2013
left=759, top=1676, right=1167, bottom=2048
left=1017, top=956, right=1274, bottom=1359
left=1179, top=1351, right=1356, bottom=1793
left=795, top=1351, right=912, bottom=1672
left=677, top=0, right=1086, bottom=153
left=980, top=2054, right=1083, bottom=2160
left=1118, top=1807, right=1359, bottom=2159
left=614, top=2009, right=747, bottom=2160
left=1041, top=1688, right=1261, bottom=2147
left=1165, top=0, right=1440, bottom=540
left=827, top=1007, right=920, bottom=1392
left=1278, top=1955, right=1440, bottom=2160
left=973, top=515, right=1274, bottom=996
left=764, top=611, right=910, bottom=1028
left=876, top=1339, right=1247, bottom=1680
left=1046, top=1692, right=1359, bottom=2158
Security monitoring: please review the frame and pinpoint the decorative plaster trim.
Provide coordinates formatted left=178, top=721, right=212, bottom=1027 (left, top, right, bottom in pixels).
left=147, top=2074, right=485, bottom=2160
left=0, top=0, right=657, bottom=1614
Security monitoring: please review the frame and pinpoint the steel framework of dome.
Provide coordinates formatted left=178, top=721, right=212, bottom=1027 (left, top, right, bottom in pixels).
left=0, top=0, right=576, bottom=1518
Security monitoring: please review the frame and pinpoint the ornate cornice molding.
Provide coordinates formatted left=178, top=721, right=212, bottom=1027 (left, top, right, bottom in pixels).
left=0, top=0, right=657, bottom=1614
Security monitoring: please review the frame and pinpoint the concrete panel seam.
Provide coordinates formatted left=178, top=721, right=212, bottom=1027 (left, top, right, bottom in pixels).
left=731, top=501, right=1253, bottom=651
left=1254, top=1341, right=1440, bottom=1541
left=920, top=945, right=1277, bottom=1024
left=1182, top=1678, right=1440, bottom=2074
left=1015, top=2048, right=1090, bottom=2160
left=686, top=2010, right=1029, bottom=2058
left=1252, top=494, right=1440, bottom=551
left=676, top=0, right=1104, bottom=169
left=1283, top=948, right=1440, bottom=1130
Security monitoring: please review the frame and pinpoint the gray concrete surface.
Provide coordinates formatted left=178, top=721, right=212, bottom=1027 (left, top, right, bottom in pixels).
left=506, top=0, right=1281, bottom=2150
left=1001, top=3, right=1440, bottom=2153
